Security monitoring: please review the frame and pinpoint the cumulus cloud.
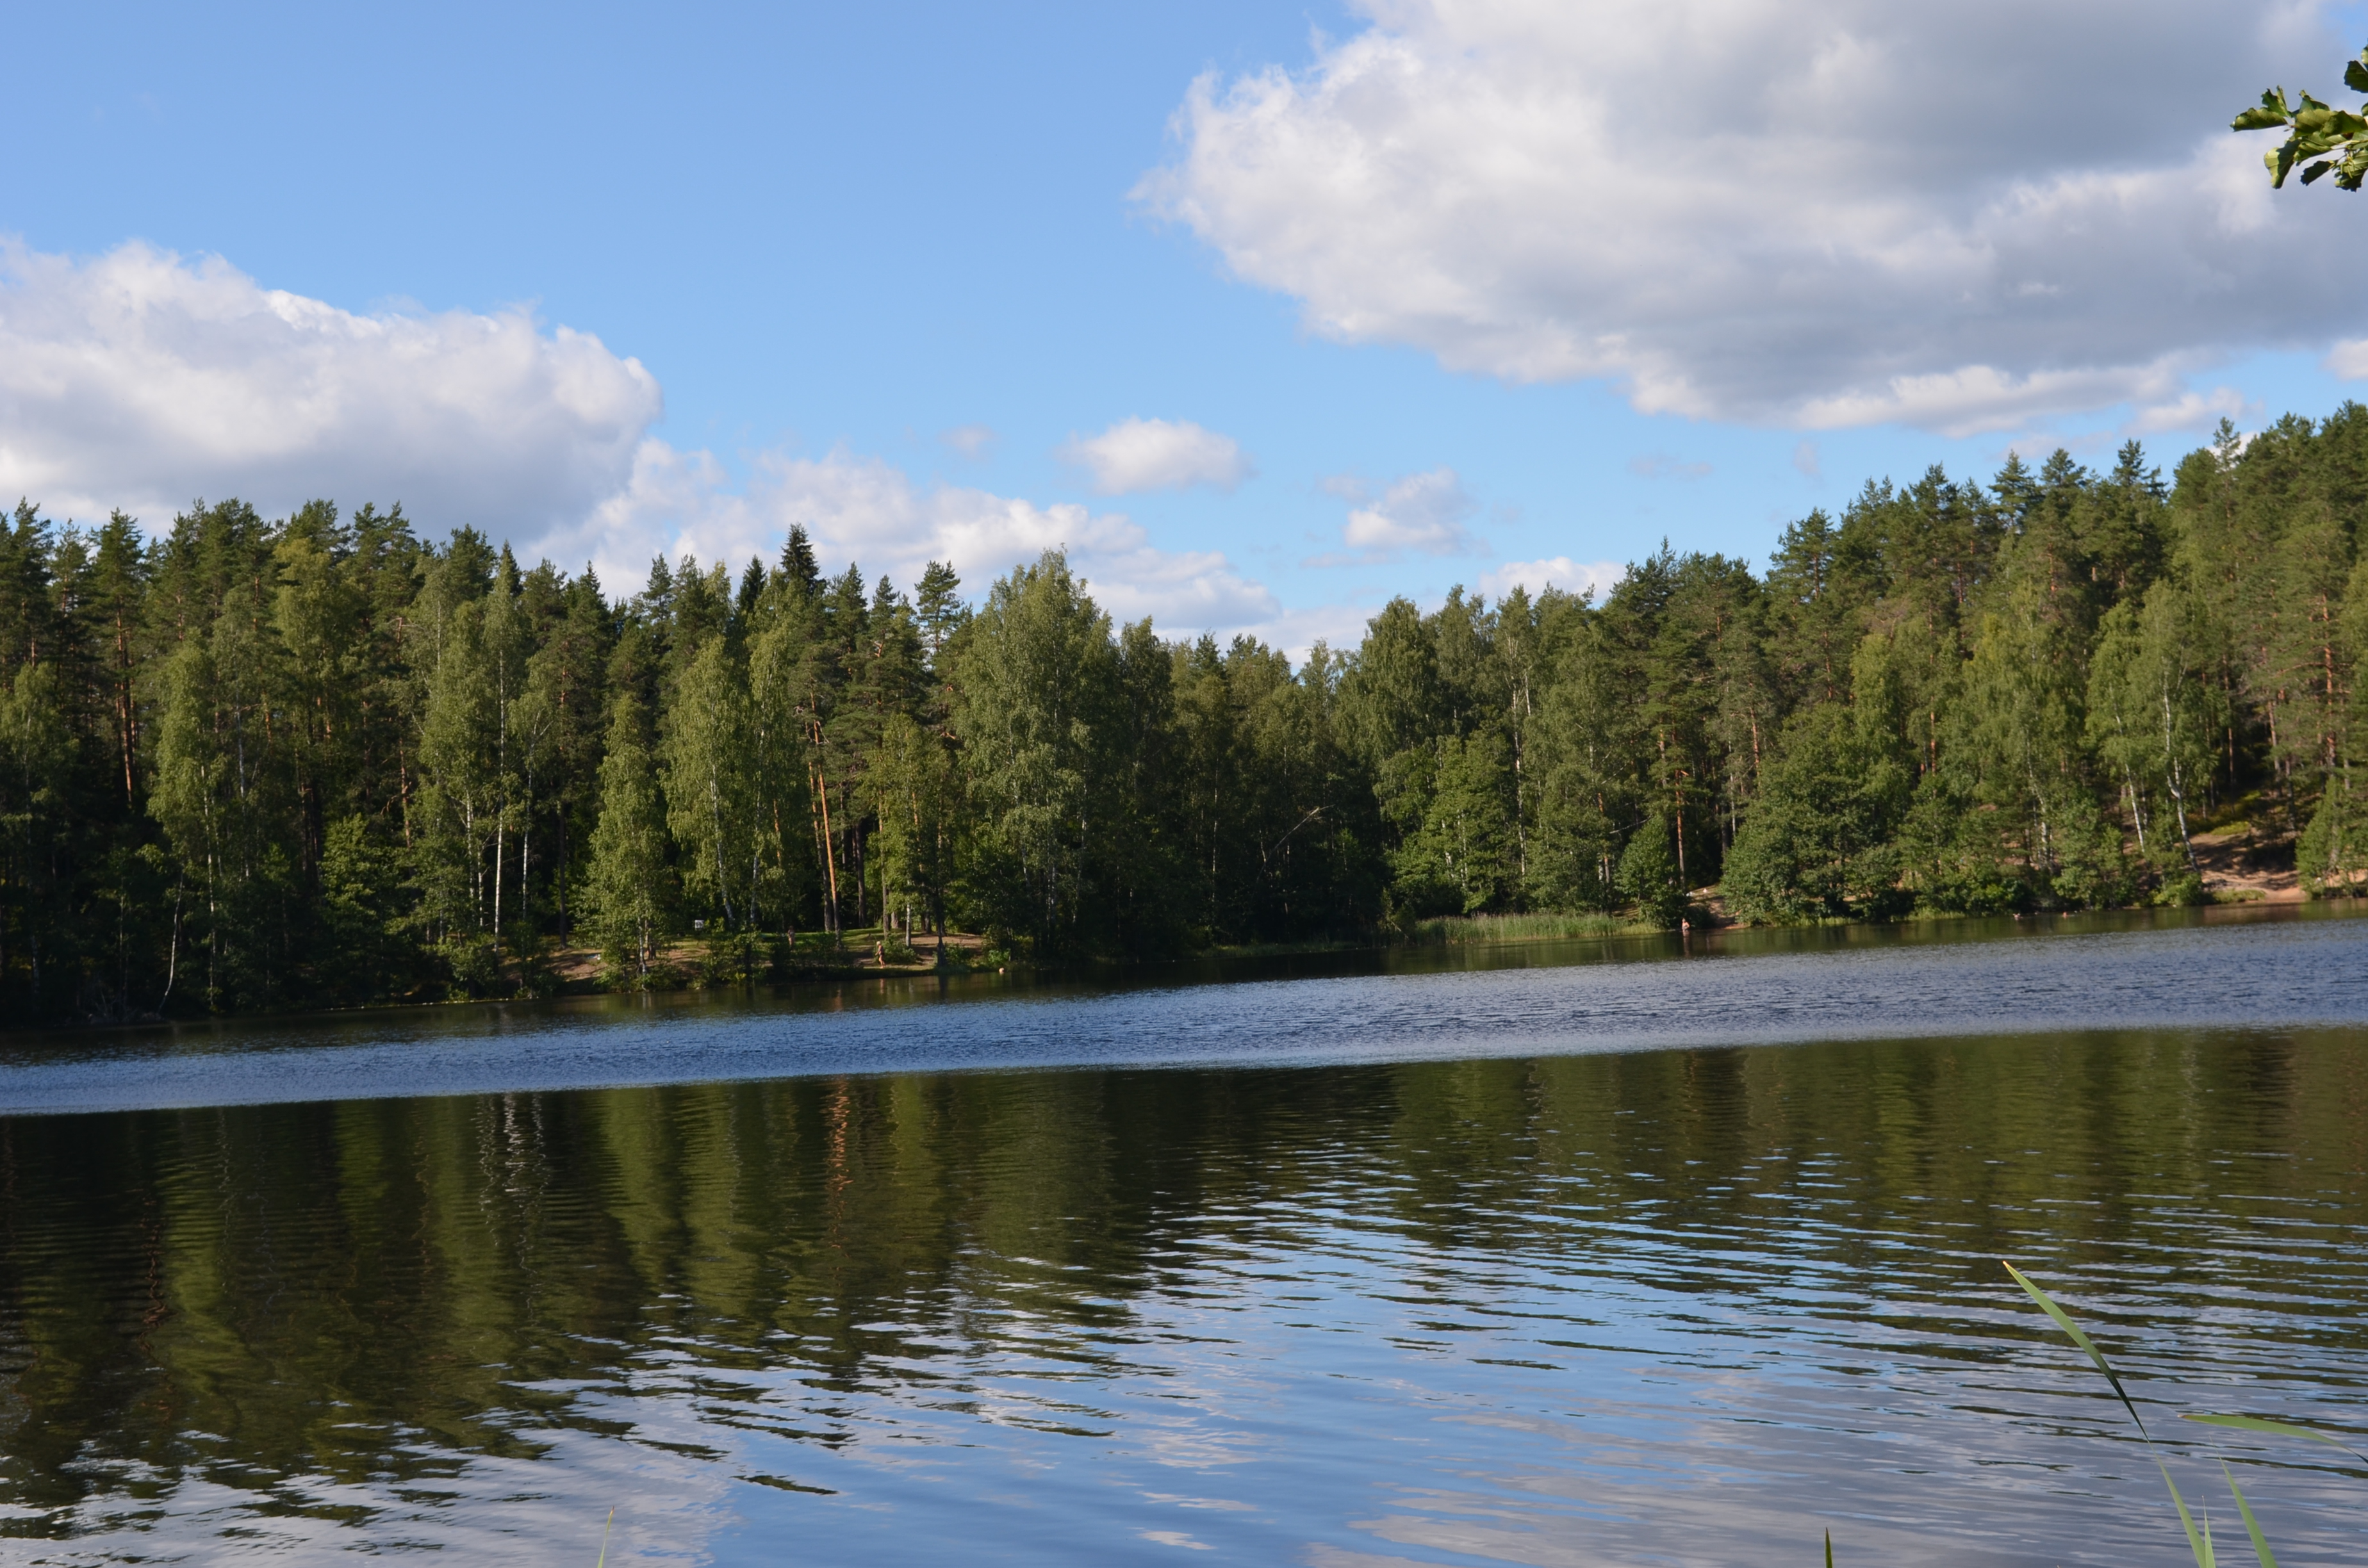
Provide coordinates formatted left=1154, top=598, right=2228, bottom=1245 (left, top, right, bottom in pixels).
left=2125, top=386, right=2255, bottom=436
left=2328, top=339, right=2368, bottom=379
left=0, top=238, right=659, bottom=534
left=0, top=240, right=1291, bottom=641
left=584, top=443, right=1283, bottom=635
left=1313, top=467, right=1481, bottom=563
left=1137, top=0, right=2360, bottom=433
left=1057, top=416, right=1251, bottom=494
left=1480, top=557, right=1623, bottom=603
left=1793, top=358, right=2204, bottom=438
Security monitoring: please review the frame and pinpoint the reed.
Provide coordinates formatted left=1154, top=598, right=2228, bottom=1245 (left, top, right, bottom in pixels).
left=2003, top=1261, right=2364, bottom=1568
left=1402, top=911, right=1645, bottom=945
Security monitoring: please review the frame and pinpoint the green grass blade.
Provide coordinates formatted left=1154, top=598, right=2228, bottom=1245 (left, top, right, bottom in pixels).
left=596, top=1507, right=614, bottom=1568
left=2003, top=1261, right=2238, bottom=1565
left=2185, top=1414, right=2368, bottom=1466
left=1824, top=1527, right=1832, bottom=1568
left=2224, top=1466, right=2278, bottom=1568
left=2157, top=1456, right=2215, bottom=1568
left=2003, top=1261, right=2151, bottom=1437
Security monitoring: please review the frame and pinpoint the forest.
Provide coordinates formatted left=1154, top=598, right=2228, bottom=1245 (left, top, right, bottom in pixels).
left=2, top=406, right=2365, bottom=1024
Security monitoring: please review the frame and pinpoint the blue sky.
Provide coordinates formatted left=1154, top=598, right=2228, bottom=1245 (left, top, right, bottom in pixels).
left=6, top=1, right=2368, bottom=651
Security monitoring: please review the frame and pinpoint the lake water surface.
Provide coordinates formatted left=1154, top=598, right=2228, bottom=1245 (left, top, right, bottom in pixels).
left=3, top=909, right=2366, bottom=1565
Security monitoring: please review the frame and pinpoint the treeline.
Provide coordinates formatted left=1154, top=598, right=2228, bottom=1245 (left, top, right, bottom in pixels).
left=3, top=408, right=2366, bottom=1023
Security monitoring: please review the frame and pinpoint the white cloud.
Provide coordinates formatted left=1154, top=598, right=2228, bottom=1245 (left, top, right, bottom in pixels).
left=583, top=443, right=1283, bottom=636
left=1794, top=358, right=2201, bottom=438
left=1480, top=557, right=1623, bottom=603
left=2327, top=339, right=2368, bottom=379
left=0, top=238, right=659, bottom=534
left=0, top=240, right=1295, bottom=644
left=1791, top=440, right=1821, bottom=480
left=1315, top=466, right=1481, bottom=563
left=1630, top=453, right=1711, bottom=481
left=1138, top=0, right=2360, bottom=432
left=2125, top=385, right=2255, bottom=436
left=1057, top=416, right=1251, bottom=494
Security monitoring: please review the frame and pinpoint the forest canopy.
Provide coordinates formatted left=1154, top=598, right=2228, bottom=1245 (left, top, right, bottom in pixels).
left=5, top=405, right=2368, bottom=1024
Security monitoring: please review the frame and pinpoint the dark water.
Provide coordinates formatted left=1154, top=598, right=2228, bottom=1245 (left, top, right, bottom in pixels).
left=3, top=913, right=2367, bottom=1565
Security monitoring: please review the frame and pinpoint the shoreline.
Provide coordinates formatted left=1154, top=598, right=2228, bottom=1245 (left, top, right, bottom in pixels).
left=10, top=894, right=2361, bottom=1046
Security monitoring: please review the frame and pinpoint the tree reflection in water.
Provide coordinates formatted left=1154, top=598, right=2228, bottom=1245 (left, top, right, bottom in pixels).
left=1, top=1029, right=2364, bottom=1565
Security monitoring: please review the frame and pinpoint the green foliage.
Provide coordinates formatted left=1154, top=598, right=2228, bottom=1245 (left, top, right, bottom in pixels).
left=1394, top=731, right=1518, bottom=914
left=319, top=815, right=407, bottom=1000
left=2233, top=47, right=2368, bottom=190
left=950, top=551, right=1125, bottom=954
left=662, top=626, right=764, bottom=932
left=1723, top=702, right=1908, bottom=922
left=2297, top=765, right=2368, bottom=894
left=14, top=400, right=2368, bottom=1018
left=1617, top=812, right=1687, bottom=927
left=584, top=693, right=674, bottom=985
left=1404, top=910, right=1637, bottom=945
left=866, top=710, right=960, bottom=952
left=2087, top=583, right=2224, bottom=880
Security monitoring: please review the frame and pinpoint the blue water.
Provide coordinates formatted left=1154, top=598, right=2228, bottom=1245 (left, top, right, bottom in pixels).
left=4, top=910, right=2364, bottom=1116
left=1, top=910, right=2364, bottom=1566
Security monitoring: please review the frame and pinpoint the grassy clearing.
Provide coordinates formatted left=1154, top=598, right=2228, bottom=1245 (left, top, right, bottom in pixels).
left=1401, top=911, right=1656, bottom=945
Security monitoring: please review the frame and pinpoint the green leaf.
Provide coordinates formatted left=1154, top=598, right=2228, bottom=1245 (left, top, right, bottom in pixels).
left=2187, top=1414, right=2337, bottom=1444
left=2348, top=57, right=2368, bottom=95
left=2224, top=1468, right=2279, bottom=1568
left=2157, top=1455, right=2216, bottom=1568
left=1824, top=1527, right=1833, bottom=1568
left=2270, top=142, right=2298, bottom=188
left=2184, top=1413, right=2368, bottom=1462
left=2303, top=160, right=2333, bottom=184
left=2005, top=1262, right=2217, bottom=1567
left=2233, top=107, right=2291, bottom=131
left=2002, top=1262, right=2151, bottom=1436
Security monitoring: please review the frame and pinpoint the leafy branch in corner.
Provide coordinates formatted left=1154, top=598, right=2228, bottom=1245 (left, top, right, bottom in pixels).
left=2233, top=45, right=2368, bottom=188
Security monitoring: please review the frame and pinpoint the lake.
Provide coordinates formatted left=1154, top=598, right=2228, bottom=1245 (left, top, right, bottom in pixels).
left=2, top=907, right=2365, bottom=1565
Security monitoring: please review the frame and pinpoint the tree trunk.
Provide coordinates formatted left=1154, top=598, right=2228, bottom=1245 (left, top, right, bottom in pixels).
left=2163, top=692, right=2200, bottom=874
left=814, top=772, right=841, bottom=933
